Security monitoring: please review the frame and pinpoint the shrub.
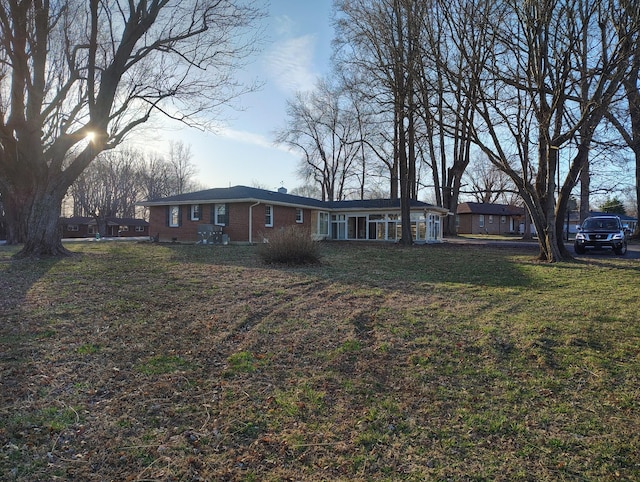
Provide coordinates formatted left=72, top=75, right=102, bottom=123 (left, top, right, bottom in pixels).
left=256, top=226, right=321, bottom=265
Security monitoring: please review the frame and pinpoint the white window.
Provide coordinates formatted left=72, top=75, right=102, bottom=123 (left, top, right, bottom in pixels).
left=191, top=204, right=201, bottom=221
left=67, top=224, right=79, bottom=231
left=318, top=212, right=329, bottom=236
left=265, top=205, right=273, bottom=227
left=169, top=205, right=180, bottom=227
left=119, top=226, right=129, bottom=232
left=214, top=204, right=227, bottom=225
left=501, top=215, right=506, bottom=224
left=331, top=214, right=346, bottom=240
left=428, top=214, right=441, bottom=241
left=489, top=215, right=494, bottom=224
left=296, top=208, right=303, bottom=223
left=135, top=225, right=145, bottom=232
left=479, top=215, right=485, bottom=228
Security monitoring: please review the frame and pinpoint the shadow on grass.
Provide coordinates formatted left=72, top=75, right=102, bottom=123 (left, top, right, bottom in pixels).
left=0, top=246, right=67, bottom=385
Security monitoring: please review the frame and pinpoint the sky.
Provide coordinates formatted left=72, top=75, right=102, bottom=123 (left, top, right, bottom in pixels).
left=142, top=1, right=335, bottom=193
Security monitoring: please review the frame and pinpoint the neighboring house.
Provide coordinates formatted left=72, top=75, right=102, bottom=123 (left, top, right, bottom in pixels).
left=138, top=185, right=450, bottom=244
left=456, top=202, right=525, bottom=235
left=60, top=217, right=149, bottom=238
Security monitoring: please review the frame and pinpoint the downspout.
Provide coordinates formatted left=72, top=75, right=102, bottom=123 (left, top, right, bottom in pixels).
left=248, top=201, right=260, bottom=244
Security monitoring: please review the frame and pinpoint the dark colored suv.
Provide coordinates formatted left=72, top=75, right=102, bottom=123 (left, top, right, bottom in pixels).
left=574, top=215, right=628, bottom=255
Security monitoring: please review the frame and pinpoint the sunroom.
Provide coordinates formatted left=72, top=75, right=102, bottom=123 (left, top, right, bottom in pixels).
left=317, top=205, right=448, bottom=243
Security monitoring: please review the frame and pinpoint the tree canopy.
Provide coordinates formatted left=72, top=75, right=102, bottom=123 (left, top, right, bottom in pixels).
left=0, top=0, right=262, bottom=257
left=277, top=0, right=640, bottom=259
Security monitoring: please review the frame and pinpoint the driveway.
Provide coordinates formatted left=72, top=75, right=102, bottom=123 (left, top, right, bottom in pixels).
left=571, top=241, right=640, bottom=260
left=445, top=236, right=640, bottom=259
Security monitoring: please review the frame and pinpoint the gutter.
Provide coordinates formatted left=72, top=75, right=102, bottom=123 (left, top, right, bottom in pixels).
left=248, top=201, right=261, bottom=244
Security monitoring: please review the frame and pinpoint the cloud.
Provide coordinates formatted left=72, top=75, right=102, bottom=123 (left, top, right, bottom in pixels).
left=273, top=14, right=295, bottom=36
left=264, top=34, right=319, bottom=93
left=215, top=124, right=293, bottom=154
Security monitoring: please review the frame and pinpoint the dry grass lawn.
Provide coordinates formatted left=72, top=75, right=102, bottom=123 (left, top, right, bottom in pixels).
left=1, top=241, right=639, bottom=481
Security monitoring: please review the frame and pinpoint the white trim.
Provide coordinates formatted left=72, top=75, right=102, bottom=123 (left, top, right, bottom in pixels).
left=214, top=203, right=227, bottom=226
left=190, top=204, right=201, bottom=221
left=169, top=205, right=180, bottom=227
left=318, top=211, right=330, bottom=237
left=249, top=201, right=260, bottom=244
left=265, top=205, right=273, bottom=227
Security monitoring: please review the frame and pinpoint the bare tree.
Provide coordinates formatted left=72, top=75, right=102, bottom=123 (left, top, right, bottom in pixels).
left=0, top=1, right=262, bottom=257
left=338, top=65, right=396, bottom=198
left=138, top=152, right=176, bottom=202
left=70, top=148, right=139, bottom=235
left=69, top=142, right=201, bottom=233
left=167, top=140, right=198, bottom=195
left=605, top=2, right=640, bottom=236
left=413, top=0, right=490, bottom=235
left=335, top=0, right=429, bottom=244
left=276, top=80, right=361, bottom=201
left=463, top=154, right=517, bottom=204
left=458, top=0, right=637, bottom=261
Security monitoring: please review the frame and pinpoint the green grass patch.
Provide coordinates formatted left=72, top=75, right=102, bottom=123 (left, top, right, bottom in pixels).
left=136, top=354, right=193, bottom=375
left=77, top=343, right=101, bottom=355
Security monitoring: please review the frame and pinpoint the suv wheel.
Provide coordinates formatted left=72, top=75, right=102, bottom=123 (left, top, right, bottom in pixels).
left=574, top=243, right=586, bottom=255
left=614, top=241, right=627, bottom=256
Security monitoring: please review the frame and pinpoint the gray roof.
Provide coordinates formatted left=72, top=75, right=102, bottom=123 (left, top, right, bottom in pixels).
left=457, top=202, right=524, bottom=216
left=327, top=198, right=445, bottom=211
left=140, top=185, right=448, bottom=213
left=588, top=211, right=638, bottom=222
left=140, top=185, right=326, bottom=208
left=60, top=216, right=149, bottom=226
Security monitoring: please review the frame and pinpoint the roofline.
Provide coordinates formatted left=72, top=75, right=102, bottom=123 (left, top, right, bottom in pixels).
left=328, top=205, right=450, bottom=214
left=138, top=197, right=318, bottom=209
left=138, top=198, right=449, bottom=214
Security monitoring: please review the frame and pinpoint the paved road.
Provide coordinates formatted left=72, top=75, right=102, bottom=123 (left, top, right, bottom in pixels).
left=445, top=237, right=640, bottom=260
left=572, top=242, right=640, bottom=260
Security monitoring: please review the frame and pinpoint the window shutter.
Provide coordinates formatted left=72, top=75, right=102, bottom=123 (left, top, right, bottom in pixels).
left=178, top=206, right=182, bottom=226
left=225, top=203, right=230, bottom=225
left=166, top=206, right=170, bottom=226
left=211, top=205, right=215, bottom=224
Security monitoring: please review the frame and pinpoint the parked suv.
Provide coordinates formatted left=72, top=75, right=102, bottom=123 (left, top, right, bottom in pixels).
left=574, top=215, right=628, bottom=255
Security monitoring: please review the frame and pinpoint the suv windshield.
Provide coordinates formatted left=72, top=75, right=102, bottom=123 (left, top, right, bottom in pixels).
left=582, top=218, right=619, bottom=231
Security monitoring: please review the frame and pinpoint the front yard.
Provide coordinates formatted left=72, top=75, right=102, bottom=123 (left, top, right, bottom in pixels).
left=1, top=241, right=639, bottom=480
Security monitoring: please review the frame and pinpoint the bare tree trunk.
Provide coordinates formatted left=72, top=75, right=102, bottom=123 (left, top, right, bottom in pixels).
left=390, top=112, right=400, bottom=199
left=2, top=189, right=28, bottom=245
left=11, top=178, right=71, bottom=257
left=398, top=117, right=412, bottom=245
left=579, top=160, right=590, bottom=222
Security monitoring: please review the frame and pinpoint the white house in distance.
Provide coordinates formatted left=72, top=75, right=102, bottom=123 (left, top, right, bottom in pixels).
left=139, top=185, right=450, bottom=244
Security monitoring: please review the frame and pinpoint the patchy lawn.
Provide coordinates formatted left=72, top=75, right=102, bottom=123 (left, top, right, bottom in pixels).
left=1, top=241, right=639, bottom=481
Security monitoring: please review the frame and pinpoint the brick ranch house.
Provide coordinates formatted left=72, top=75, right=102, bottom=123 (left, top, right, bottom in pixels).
left=139, top=185, right=450, bottom=244
left=60, top=216, right=149, bottom=238
left=456, top=202, right=525, bottom=235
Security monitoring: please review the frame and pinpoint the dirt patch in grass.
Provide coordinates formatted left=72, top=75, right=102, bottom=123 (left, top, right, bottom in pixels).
left=1, top=242, right=639, bottom=480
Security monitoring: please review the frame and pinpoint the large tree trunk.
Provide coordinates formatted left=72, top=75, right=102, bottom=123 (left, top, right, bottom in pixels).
left=9, top=175, right=72, bottom=258
left=398, top=105, right=412, bottom=245
left=525, top=200, right=564, bottom=262
left=635, top=150, right=640, bottom=238
left=2, top=190, right=28, bottom=245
